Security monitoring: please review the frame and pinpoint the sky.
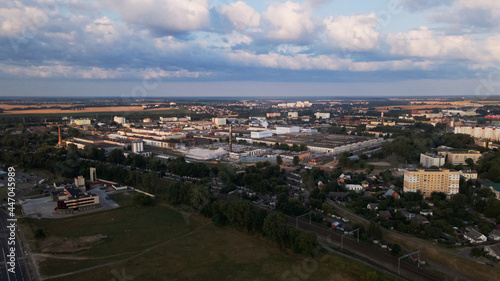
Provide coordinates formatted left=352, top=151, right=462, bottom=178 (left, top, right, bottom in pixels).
left=1, top=0, right=500, bottom=97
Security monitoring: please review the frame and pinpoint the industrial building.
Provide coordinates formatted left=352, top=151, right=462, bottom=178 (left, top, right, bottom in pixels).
left=53, top=186, right=100, bottom=214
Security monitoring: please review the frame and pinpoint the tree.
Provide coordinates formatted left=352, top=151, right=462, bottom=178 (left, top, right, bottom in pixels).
left=34, top=228, right=45, bottom=239
left=142, top=172, right=159, bottom=194
left=107, top=149, right=125, bottom=164
left=293, top=155, right=300, bottom=166
left=391, top=243, right=402, bottom=256
left=367, top=221, right=383, bottom=240
left=366, top=271, right=382, bottom=281
left=133, top=193, right=154, bottom=206
left=465, top=158, right=474, bottom=168
left=276, top=155, right=283, bottom=166
left=263, top=212, right=290, bottom=248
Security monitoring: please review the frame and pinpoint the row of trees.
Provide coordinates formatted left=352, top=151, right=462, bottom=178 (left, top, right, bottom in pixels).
left=166, top=181, right=319, bottom=256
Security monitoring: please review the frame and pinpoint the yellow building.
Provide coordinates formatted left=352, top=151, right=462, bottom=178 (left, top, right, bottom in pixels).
left=403, top=169, right=460, bottom=197
left=437, top=150, right=481, bottom=166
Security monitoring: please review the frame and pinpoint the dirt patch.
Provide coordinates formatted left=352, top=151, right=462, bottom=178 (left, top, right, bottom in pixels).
left=40, top=234, right=107, bottom=253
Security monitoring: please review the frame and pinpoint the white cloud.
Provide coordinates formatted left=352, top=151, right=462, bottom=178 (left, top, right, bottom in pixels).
left=323, top=14, right=379, bottom=51
left=154, top=36, right=187, bottom=51
left=262, top=1, right=315, bottom=41
left=228, top=50, right=432, bottom=72
left=107, top=0, right=210, bottom=34
left=84, top=17, right=120, bottom=44
left=218, top=1, right=260, bottom=31
left=0, top=2, right=49, bottom=36
left=387, top=27, right=479, bottom=59
left=485, top=35, right=500, bottom=61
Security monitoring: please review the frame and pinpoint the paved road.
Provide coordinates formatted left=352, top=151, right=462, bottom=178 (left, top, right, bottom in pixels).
left=0, top=210, right=32, bottom=281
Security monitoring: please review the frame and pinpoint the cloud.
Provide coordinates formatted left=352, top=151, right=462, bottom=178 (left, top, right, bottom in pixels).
left=227, top=50, right=432, bottom=72
left=428, top=0, right=500, bottom=32
left=107, top=0, right=210, bottom=35
left=323, top=14, right=379, bottom=51
left=218, top=1, right=260, bottom=31
left=485, top=35, right=500, bottom=61
left=262, top=1, right=315, bottom=42
left=0, top=62, right=211, bottom=79
left=400, top=0, right=454, bottom=12
left=0, top=2, right=49, bottom=36
left=386, top=26, right=479, bottom=59
left=84, top=17, right=121, bottom=44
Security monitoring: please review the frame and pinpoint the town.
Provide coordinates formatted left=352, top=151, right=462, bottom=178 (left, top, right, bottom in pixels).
left=1, top=96, right=500, bottom=281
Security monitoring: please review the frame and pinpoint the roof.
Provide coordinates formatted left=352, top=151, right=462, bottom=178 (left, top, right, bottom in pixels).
left=483, top=182, right=500, bottom=192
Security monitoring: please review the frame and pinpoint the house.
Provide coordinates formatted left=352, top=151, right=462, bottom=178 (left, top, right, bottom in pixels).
left=485, top=245, right=500, bottom=259
left=361, top=180, right=369, bottom=188
left=414, top=215, right=429, bottom=225
left=464, top=227, right=487, bottom=244
left=367, top=203, right=380, bottom=211
left=346, top=184, right=363, bottom=192
left=384, top=189, right=400, bottom=199
left=489, top=229, right=500, bottom=241
left=420, top=209, right=433, bottom=216
left=337, top=174, right=351, bottom=183
left=378, top=210, right=392, bottom=219
left=399, top=209, right=415, bottom=220
left=482, top=183, right=500, bottom=200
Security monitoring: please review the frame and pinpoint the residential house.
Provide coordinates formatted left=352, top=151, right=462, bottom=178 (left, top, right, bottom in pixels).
left=489, top=229, right=500, bottom=241
left=399, top=209, right=416, bottom=220
left=346, top=184, right=363, bottom=193
left=464, top=227, right=487, bottom=244
left=420, top=209, right=434, bottom=216
left=485, top=245, right=500, bottom=259
left=378, top=210, right=392, bottom=219
left=482, top=183, right=500, bottom=200
left=414, top=215, right=429, bottom=224
left=367, top=203, right=380, bottom=211
left=384, top=189, right=400, bottom=199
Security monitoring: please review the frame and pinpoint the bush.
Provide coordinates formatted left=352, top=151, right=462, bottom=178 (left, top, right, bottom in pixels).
left=34, top=228, right=45, bottom=239
left=133, top=193, right=154, bottom=206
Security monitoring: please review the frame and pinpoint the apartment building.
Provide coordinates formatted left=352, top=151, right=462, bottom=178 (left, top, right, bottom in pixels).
left=437, top=150, right=481, bottom=166
left=403, top=169, right=460, bottom=197
left=420, top=153, right=445, bottom=168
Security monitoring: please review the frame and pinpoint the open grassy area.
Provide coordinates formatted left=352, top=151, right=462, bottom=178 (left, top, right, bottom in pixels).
left=20, top=198, right=395, bottom=281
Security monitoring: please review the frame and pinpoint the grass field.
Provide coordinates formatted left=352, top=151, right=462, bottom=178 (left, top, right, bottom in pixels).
left=20, top=193, right=394, bottom=281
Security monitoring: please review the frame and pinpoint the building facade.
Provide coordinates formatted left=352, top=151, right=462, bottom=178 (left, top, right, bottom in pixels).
left=55, top=187, right=99, bottom=214
left=438, top=150, right=481, bottom=166
left=403, top=169, right=460, bottom=197
left=420, top=153, right=445, bottom=168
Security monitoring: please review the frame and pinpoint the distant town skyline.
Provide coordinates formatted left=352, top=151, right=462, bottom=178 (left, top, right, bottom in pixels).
left=1, top=0, right=500, bottom=97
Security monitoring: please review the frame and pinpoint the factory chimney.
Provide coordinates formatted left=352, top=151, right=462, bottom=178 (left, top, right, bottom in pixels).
left=58, top=125, right=63, bottom=147
left=229, top=124, right=232, bottom=153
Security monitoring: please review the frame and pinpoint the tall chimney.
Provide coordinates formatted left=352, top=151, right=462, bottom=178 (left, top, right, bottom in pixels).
left=58, top=125, right=62, bottom=147
left=381, top=112, right=384, bottom=126
left=229, top=124, right=232, bottom=153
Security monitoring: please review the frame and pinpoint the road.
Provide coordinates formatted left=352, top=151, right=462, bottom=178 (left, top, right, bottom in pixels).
left=0, top=210, right=33, bottom=281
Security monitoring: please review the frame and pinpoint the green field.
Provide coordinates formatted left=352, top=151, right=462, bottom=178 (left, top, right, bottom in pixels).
left=20, top=194, right=394, bottom=281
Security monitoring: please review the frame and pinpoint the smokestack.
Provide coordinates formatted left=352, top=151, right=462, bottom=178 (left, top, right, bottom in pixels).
left=381, top=112, right=384, bottom=126
left=229, top=124, right=232, bottom=153
left=58, top=125, right=62, bottom=147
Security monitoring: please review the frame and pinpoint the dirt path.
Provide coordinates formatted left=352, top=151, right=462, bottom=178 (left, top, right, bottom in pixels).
left=41, top=221, right=213, bottom=280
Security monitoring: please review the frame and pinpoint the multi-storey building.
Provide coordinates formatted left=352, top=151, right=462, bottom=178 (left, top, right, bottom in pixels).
left=403, top=169, right=460, bottom=197
left=54, top=187, right=100, bottom=214
left=437, top=150, right=481, bottom=166
left=420, top=153, right=445, bottom=168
